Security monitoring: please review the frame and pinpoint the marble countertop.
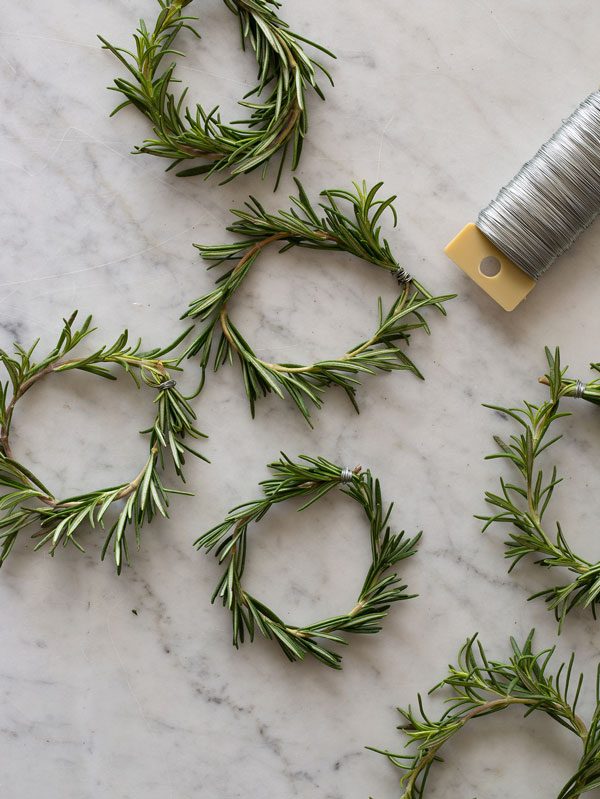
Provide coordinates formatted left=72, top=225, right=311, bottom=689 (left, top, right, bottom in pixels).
left=3, top=1, right=600, bottom=797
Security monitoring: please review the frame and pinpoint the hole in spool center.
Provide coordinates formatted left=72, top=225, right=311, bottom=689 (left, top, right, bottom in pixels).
left=479, top=255, right=502, bottom=277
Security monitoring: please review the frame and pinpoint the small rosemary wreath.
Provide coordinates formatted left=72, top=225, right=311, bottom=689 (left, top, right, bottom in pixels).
left=99, top=0, right=334, bottom=183
left=370, top=631, right=600, bottom=799
left=181, top=180, right=453, bottom=424
left=480, top=348, right=600, bottom=628
left=197, top=454, right=421, bottom=669
left=0, top=312, right=207, bottom=573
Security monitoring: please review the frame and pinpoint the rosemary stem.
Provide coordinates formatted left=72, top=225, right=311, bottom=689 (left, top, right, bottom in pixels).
left=525, top=404, right=591, bottom=574
left=198, top=456, right=418, bottom=667
left=1, top=355, right=166, bottom=459
left=218, top=235, right=411, bottom=375
left=101, top=0, right=334, bottom=180
left=0, top=313, right=206, bottom=570
left=185, top=181, right=450, bottom=421
left=0, top=357, right=73, bottom=460
left=403, top=697, right=532, bottom=797
left=41, top=446, right=159, bottom=511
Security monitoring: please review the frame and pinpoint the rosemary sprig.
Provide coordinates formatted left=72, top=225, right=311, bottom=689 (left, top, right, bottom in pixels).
left=370, top=631, right=600, bottom=799
left=196, top=454, right=421, bottom=669
left=181, top=180, right=454, bottom=424
left=99, top=0, right=334, bottom=184
left=479, top=347, right=600, bottom=628
left=0, top=312, right=207, bottom=573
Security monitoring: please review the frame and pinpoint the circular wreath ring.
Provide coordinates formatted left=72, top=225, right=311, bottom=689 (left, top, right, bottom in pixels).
left=373, top=630, right=600, bottom=798
left=196, top=454, right=421, bottom=669
left=481, top=347, right=600, bottom=628
left=0, top=312, right=207, bottom=573
left=99, top=0, right=335, bottom=183
left=181, top=180, right=453, bottom=424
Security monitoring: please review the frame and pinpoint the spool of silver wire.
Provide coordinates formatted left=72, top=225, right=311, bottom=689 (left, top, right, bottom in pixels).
left=477, top=90, right=600, bottom=279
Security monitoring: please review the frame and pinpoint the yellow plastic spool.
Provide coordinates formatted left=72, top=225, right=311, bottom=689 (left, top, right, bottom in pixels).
left=445, top=223, right=535, bottom=312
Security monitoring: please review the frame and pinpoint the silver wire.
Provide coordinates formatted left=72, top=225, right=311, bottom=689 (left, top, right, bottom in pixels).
left=340, top=468, right=354, bottom=483
left=477, top=91, right=600, bottom=279
left=394, top=266, right=412, bottom=284
left=574, top=380, right=586, bottom=399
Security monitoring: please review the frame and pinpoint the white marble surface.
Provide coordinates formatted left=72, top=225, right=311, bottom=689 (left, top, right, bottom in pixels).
left=2, top=1, right=600, bottom=797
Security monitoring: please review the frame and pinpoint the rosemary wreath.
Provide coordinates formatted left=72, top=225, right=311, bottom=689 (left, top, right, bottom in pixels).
left=370, top=630, right=600, bottom=799
left=181, top=180, right=453, bottom=424
left=480, top=348, right=600, bottom=628
left=0, top=312, right=206, bottom=573
left=197, top=454, right=421, bottom=669
left=99, top=0, right=334, bottom=183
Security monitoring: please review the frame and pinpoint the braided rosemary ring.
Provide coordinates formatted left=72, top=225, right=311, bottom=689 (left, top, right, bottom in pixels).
left=372, top=631, right=600, bottom=799
left=481, top=347, right=600, bottom=628
left=182, top=181, right=453, bottom=423
left=0, top=312, right=207, bottom=573
left=99, top=0, right=334, bottom=183
left=197, top=454, right=421, bottom=669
